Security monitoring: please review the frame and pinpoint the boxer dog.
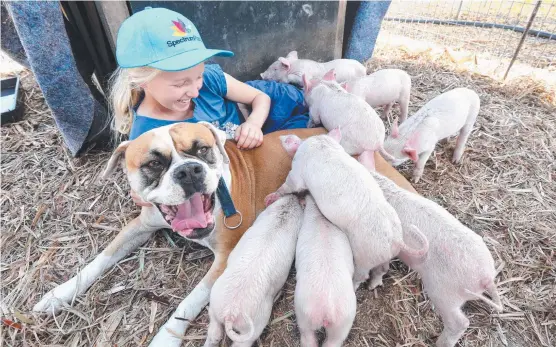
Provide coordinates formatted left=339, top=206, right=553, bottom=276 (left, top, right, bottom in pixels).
left=33, top=122, right=417, bottom=346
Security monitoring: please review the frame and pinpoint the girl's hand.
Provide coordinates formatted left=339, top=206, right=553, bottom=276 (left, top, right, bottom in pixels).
left=130, top=189, right=153, bottom=207
left=223, top=73, right=269, bottom=150
left=235, top=122, right=263, bottom=149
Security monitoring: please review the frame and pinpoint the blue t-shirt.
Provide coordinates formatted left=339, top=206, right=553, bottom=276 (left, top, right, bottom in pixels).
left=128, top=64, right=310, bottom=140
left=129, top=64, right=242, bottom=140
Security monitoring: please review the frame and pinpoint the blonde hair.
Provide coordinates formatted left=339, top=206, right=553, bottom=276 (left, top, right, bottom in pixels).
left=108, top=66, right=160, bottom=135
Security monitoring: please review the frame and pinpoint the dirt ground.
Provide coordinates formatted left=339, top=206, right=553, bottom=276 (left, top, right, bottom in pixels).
left=1, top=42, right=555, bottom=347
left=380, top=21, right=556, bottom=70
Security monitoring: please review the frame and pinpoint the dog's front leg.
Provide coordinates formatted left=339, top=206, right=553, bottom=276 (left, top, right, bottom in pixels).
left=33, top=208, right=159, bottom=315
left=149, top=251, right=228, bottom=346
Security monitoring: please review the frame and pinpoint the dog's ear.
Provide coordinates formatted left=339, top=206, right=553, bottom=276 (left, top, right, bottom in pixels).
left=102, top=141, right=130, bottom=179
left=199, top=121, right=230, bottom=164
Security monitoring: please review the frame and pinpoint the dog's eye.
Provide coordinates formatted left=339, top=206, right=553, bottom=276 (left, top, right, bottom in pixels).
left=147, top=160, right=162, bottom=169
left=198, top=147, right=208, bottom=156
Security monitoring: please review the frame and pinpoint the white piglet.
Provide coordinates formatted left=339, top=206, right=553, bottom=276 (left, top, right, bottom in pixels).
left=295, top=194, right=356, bottom=347
left=304, top=70, right=394, bottom=171
left=260, top=50, right=366, bottom=86
left=204, top=195, right=303, bottom=347
left=384, top=87, right=480, bottom=183
left=343, top=69, right=411, bottom=122
left=369, top=171, right=503, bottom=347
left=266, top=130, right=428, bottom=290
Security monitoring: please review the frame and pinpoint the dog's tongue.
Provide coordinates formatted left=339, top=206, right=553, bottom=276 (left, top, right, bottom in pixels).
left=171, top=193, right=208, bottom=233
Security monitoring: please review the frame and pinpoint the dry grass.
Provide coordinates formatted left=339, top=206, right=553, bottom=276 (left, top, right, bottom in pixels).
left=1, top=47, right=556, bottom=347
left=386, top=0, right=556, bottom=27
left=380, top=21, right=556, bottom=70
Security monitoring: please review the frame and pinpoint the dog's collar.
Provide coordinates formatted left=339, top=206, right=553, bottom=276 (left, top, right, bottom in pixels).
left=216, top=177, right=242, bottom=229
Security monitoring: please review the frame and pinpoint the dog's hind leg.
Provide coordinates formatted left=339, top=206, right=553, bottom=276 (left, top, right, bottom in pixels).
left=33, top=208, right=159, bottom=315
left=149, top=250, right=230, bottom=347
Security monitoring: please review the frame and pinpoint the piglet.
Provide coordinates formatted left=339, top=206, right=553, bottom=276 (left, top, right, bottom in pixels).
left=384, top=87, right=480, bottom=183
left=295, top=194, right=356, bottom=347
left=260, top=50, right=366, bottom=86
left=368, top=170, right=503, bottom=347
left=267, top=130, right=428, bottom=290
left=204, top=195, right=303, bottom=347
left=342, top=69, right=411, bottom=122
left=304, top=70, right=394, bottom=171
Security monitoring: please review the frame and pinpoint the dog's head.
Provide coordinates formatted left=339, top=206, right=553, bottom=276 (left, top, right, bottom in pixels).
left=103, top=122, right=229, bottom=239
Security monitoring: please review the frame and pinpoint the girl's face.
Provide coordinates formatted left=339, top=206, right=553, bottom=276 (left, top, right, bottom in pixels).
left=143, top=63, right=205, bottom=113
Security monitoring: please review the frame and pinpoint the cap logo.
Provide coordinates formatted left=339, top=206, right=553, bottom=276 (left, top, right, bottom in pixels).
left=167, top=18, right=202, bottom=48
left=171, top=18, right=192, bottom=37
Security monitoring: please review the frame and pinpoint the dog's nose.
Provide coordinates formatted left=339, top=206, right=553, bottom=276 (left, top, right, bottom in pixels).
left=173, top=162, right=204, bottom=183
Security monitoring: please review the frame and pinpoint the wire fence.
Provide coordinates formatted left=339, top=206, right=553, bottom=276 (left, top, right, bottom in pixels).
left=379, top=0, right=556, bottom=74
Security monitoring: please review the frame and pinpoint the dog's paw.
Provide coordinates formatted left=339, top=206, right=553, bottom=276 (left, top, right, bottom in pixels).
left=33, top=280, right=76, bottom=315
left=264, top=192, right=281, bottom=207
left=149, top=322, right=188, bottom=347
left=149, top=281, right=210, bottom=346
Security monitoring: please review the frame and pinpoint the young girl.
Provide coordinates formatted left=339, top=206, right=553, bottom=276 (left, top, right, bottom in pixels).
left=110, top=6, right=310, bottom=151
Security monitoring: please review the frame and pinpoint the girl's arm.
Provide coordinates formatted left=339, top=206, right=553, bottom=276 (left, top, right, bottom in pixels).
left=224, top=73, right=271, bottom=149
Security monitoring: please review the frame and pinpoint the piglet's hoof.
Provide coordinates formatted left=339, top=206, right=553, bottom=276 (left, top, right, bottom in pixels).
left=452, top=154, right=463, bottom=164
left=412, top=172, right=423, bottom=184
left=264, top=192, right=281, bottom=207
left=368, top=278, right=383, bottom=290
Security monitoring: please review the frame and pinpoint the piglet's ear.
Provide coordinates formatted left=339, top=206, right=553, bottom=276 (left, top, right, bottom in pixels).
left=323, top=69, right=336, bottom=81
left=328, top=127, right=342, bottom=143
left=278, top=57, right=290, bottom=70
left=340, top=82, right=349, bottom=91
left=279, top=135, right=302, bottom=157
left=286, top=50, right=298, bottom=61
left=403, top=146, right=418, bottom=162
left=402, top=131, right=420, bottom=162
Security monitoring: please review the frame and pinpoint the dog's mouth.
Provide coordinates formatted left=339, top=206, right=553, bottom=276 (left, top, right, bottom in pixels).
left=159, top=192, right=215, bottom=239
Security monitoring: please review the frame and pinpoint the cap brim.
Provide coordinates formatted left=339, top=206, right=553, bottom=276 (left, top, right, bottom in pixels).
left=149, top=49, right=234, bottom=71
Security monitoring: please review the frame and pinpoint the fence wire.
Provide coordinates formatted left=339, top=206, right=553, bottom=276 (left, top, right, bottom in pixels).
left=380, top=0, right=556, bottom=71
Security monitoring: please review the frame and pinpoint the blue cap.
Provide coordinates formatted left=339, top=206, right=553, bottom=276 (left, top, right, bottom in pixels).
left=116, top=7, right=234, bottom=71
